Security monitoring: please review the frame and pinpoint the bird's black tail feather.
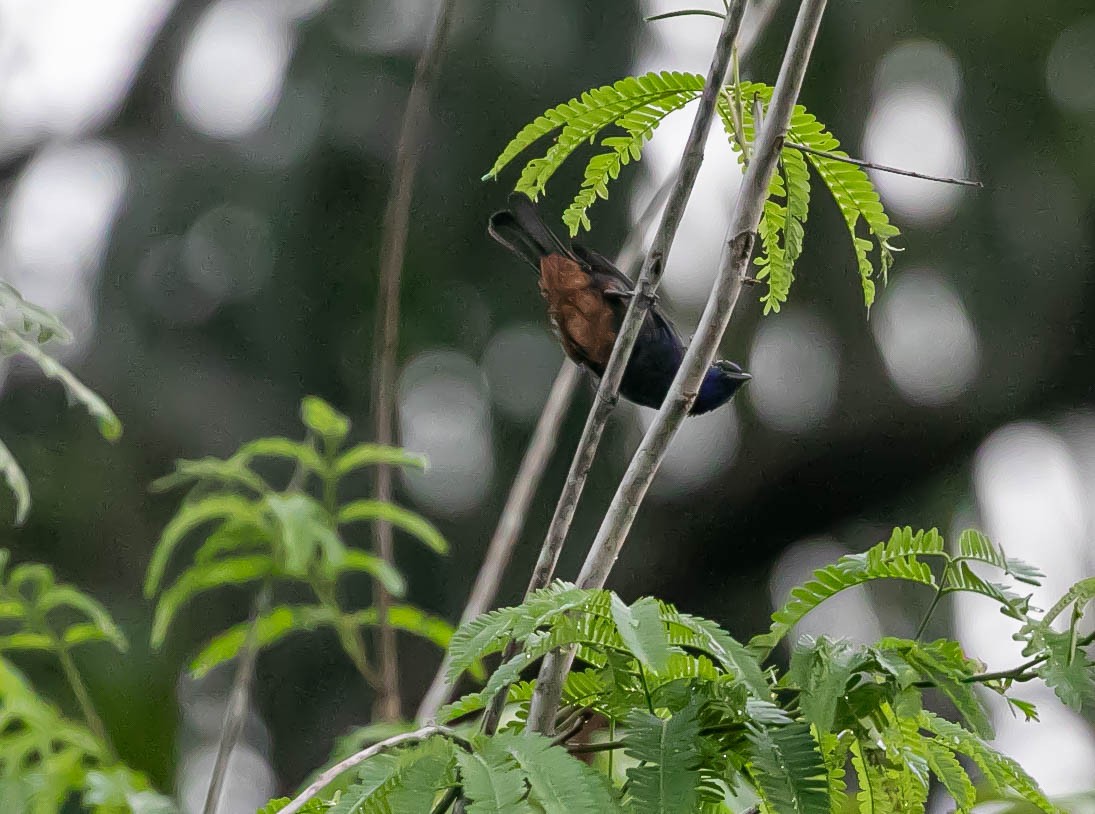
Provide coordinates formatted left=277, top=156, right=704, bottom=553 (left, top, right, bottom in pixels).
left=487, top=192, right=571, bottom=273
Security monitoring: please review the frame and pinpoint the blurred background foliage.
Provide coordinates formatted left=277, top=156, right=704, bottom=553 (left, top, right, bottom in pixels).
left=0, top=0, right=1093, bottom=809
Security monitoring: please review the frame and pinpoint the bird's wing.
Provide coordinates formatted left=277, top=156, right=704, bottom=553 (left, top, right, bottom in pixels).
left=572, top=241, right=689, bottom=353
left=571, top=242, right=634, bottom=295
left=538, top=253, right=618, bottom=371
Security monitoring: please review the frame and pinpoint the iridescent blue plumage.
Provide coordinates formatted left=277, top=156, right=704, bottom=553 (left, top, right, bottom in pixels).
left=488, top=193, right=750, bottom=416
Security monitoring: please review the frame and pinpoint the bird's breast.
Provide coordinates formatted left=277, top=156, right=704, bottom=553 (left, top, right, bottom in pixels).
left=538, top=254, right=618, bottom=369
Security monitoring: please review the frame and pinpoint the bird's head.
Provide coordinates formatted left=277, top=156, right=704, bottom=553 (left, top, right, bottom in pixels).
left=692, top=360, right=751, bottom=415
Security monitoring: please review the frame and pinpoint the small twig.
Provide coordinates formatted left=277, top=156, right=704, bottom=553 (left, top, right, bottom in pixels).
left=429, top=786, right=461, bottom=814
left=551, top=709, right=593, bottom=746
left=568, top=739, right=625, bottom=755
left=646, top=8, right=726, bottom=22
left=729, top=49, right=748, bottom=162
left=202, top=582, right=272, bottom=814
left=527, top=0, right=751, bottom=735
left=370, top=0, right=459, bottom=723
left=913, top=631, right=1095, bottom=689
left=279, top=726, right=464, bottom=814
left=416, top=361, right=581, bottom=724
left=56, top=644, right=116, bottom=761
left=530, top=0, right=830, bottom=731
left=914, top=561, right=951, bottom=640
left=784, top=141, right=983, bottom=188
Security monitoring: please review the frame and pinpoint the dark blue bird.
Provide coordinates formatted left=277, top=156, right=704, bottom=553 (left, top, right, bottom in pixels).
left=488, top=193, right=750, bottom=415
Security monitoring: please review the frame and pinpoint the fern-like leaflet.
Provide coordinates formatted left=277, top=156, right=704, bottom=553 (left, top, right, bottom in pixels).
left=0, top=282, right=121, bottom=525
left=486, top=72, right=900, bottom=315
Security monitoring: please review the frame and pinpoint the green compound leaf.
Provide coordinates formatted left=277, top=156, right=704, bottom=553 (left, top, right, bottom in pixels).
left=748, top=723, right=829, bottom=814
left=338, top=500, right=448, bottom=555
left=752, top=528, right=941, bottom=654
left=457, top=739, right=536, bottom=814
left=496, top=732, right=623, bottom=814
left=920, top=712, right=1061, bottom=814
left=622, top=702, right=703, bottom=814
left=611, top=595, right=672, bottom=674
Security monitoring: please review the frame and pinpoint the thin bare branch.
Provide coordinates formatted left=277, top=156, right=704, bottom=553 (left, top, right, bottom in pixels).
left=371, top=0, right=459, bottom=722
left=415, top=361, right=581, bottom=723
left=202, top=583, right=271, bottom=814
left=526, top=0, right=750, bottom=735
left=784, top=141, right=983, bottom=187
left=278, top=725, right=462, bottom=814
left=646, top=8, right=726, bottom=22
left=530, top=0, right=830, bottom=732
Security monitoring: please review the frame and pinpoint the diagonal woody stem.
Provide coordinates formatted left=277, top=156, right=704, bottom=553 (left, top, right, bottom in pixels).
left=415, top=360, right=580, bottom=723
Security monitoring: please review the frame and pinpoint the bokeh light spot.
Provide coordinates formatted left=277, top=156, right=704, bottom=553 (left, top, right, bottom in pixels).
left=0, top=0, right=173, bottom=152
left=747, top=308, right=840, bottom=433
left=873, top=39, right=962, bottom=106
left=1, top=140, right=127, bottom=354
left=329, top=0, right=438, bottom=55
left=1046, top=16, right=1095, bottom=114
left=399, top=350, right=494, bottom=518
left=175, top=0, right=293, bottom=140
left=481, top=325, right=562, bottom=423
left=863, top=88, right=968, bottom=224
left=183, top=205, right=274, bottom=302
left=872, top=269, right=979, bottom=406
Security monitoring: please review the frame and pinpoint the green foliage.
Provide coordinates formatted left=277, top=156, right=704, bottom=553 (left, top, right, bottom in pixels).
left=328, top=737, right=456, bottom=814
left=258, top=526, right=1094, bottom=814
left=485, top=72, right=900, bottom=314
left=751, top=526, right=1040, bottom=654
left=146, top=397, right=450, bottom=691
left=920, top=713, right=1060, bottom=814
left=0, top=550, right=127, bottom=656
left=0, top=553, right=168, bottom=812
left=483, top=72, right=705, bottom=221
left=0, top=282, right=121, bottom=524
left=0, top=656, right=174, bottom=814
left=621, top=702, right=703, bottom=814
left=456, top=739, right=534, bottom=814
left=441, top=582, right=767, bottom=724
left=748, top=723, right=829, bottom=814
left=498, top=732, right=622, bottom=814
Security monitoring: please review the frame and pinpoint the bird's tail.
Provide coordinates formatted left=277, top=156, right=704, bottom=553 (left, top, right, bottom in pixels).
left=487, top=192, right=571, bottom=273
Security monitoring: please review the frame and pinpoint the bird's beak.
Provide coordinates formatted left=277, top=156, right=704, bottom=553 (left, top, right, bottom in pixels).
left=716, top=361, right=752, bottom=381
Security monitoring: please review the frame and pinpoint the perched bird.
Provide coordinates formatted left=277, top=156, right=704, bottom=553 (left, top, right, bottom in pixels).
left=488, top=193, right=750, bottom=415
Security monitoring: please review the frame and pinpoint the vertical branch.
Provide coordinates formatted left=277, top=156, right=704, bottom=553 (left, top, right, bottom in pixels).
left=202, top=582, right=272, bottom=814
left=529, top=0, right=830, bottom=732
left=371, top=0, right=459, bottom=722
left=415, top=361, right=581, bottom=723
